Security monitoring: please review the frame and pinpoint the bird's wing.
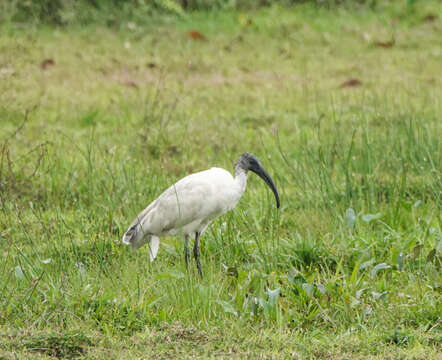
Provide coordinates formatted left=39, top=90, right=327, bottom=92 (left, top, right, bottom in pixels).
left=147, top=177, right=218, bottom=233
left=145, top=169, right=235, bottom=233
left=123, top=168, right=235, bottom=245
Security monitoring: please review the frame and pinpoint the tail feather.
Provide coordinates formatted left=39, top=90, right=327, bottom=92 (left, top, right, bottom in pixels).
left=148, top=236, right=160, bottom=262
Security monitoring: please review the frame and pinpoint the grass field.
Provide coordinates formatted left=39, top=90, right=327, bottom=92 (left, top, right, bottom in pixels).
left=1, top=2, right=441, bottom=358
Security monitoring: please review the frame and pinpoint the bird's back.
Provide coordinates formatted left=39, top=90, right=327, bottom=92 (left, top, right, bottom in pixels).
left=132, top=167, right=239, bottom=238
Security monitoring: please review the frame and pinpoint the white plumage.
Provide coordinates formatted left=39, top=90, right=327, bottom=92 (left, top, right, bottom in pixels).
left=122, top=152, right=280, bottom=276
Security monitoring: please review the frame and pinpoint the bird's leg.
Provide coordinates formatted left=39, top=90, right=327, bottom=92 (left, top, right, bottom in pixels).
left=193, top=232, right=203, bottom=278
left=184, top=234, right=190, bottom=268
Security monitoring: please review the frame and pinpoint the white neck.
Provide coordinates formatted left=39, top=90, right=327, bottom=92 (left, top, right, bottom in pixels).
left=234, top=166, right=248, bottom=195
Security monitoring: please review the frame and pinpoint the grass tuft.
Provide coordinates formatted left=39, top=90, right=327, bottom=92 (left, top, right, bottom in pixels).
left=21, top=331, right=93, bottom=359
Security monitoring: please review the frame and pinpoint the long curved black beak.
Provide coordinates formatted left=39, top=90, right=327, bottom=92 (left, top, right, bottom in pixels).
left=249, top=164, right=280, bottom=209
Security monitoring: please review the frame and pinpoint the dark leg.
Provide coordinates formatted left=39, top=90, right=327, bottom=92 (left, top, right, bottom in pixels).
left=193, top=232, right=203, bottom=278
left=184, top=234, right=190, bottom=268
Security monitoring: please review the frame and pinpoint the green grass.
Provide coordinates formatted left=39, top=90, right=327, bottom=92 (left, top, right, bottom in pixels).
left=1, top=2, right=441, bottom=359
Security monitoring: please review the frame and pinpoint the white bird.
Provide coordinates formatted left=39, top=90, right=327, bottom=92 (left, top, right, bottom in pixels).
left=122, top=152, right=280, bottom=276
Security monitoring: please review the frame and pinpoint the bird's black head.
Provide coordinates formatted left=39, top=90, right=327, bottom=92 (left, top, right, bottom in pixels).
left=236, top=152, right=280, bottom=209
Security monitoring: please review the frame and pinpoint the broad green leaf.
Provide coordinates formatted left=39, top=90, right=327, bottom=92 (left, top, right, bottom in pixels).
left=258, top=297, right=268, bottom=308
left=371, top=291, right=388, bottom=300
left=362, top=213, right=381, bottom=223
left=216, top=300, right=238, bottom=317
left=287, top=269, right=306, bottom=284
left=345, top=208, right=356, bottom=228
left=371, top=263, right=391, bottom=278
left=363, top=307, right=373, bottom=317
left=14, top=266, right=24, bottom=280
left=316, top=283, right=326, bottom=295
left=356, top=289, right=365, bottom=299
left=360, top=259, right=375, bottom=270
left=351, top=298, right=360, bottom=307
left=396, top=252, right=404, bottom=270
left=267, top=288, right=280, bottom=305
left=302, top=283, right=314, bottom=297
